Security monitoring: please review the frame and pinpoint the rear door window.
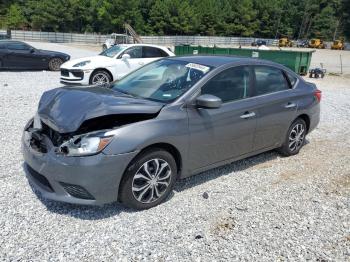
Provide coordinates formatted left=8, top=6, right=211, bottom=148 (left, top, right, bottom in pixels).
left=253, top=66, right=290, bottom=95
left=201, top=66, right=252, bottom=103
left=7, top=42, right=30, bottom=50
left=143, top=46, right=169, bottom=58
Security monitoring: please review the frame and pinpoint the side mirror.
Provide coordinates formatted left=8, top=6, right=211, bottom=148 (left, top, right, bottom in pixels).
left=196, top=94, right=222, bottom=109
left=30, top=48, right=35, bottom=53
left=121, top=53, right=130, bottom=60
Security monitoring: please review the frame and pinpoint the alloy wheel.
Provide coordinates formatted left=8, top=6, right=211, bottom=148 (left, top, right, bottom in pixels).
left=288, top=123, right=305, bottom=152
left=49, top=58, right=63, bottom=71
left=91, top=72, right=110, bottom=85
left=131, top=158, right=172, bottom=204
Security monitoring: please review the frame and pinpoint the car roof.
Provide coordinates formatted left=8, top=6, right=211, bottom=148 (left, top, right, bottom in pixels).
left=118, top=43, right=169, bottom=49
left=169, top=55, right=282, bottom=68
left=0, top=40, right=25, bottom=45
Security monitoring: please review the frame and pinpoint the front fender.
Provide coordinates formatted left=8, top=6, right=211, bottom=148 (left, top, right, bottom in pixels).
left=102, top=105, right=190, bottom=174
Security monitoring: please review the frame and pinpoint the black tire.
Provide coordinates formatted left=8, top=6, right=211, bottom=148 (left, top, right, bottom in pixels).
left=119, top=148, right=177, bottom=210
left=48, top=57, right=63, bottom=71
left=89, top=70, right=112, bottom=85
left=278, top=118, right=307, bottom=157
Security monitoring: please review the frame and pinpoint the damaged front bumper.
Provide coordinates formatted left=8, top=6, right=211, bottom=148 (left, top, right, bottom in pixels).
left=21, top=120, right=139, bottom=206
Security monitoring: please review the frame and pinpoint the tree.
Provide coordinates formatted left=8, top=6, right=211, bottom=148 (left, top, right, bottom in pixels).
left=0, top=0, right=348, bottom=40
left=5, top=3, right=26, bottom=29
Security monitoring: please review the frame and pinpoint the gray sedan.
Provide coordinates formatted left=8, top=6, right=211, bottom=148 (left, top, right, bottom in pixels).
left=22, top=56, right=321, bottom=210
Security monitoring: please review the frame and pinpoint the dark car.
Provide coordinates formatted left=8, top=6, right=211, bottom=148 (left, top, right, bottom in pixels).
left=0, top=40, right=70, bottom=71
left=0, top=32, right=9, bottom=40
left=22, top=56, right=321, bottom=210
left=297, top=39, right=309, bottom=48
left=251, top=40, right=267, bottom=47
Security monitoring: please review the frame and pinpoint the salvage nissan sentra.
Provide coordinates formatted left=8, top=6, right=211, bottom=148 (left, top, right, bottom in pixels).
left=22, top=56, right=321, bottom=210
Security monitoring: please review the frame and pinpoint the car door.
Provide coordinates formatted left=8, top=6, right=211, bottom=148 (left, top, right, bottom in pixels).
left=251, top=65, right=298, bottom=151
left=187, top=66, right=257, bottom=171
left=116, top=46, right=143, bottom=77
left=6, top=42, right=41, bottom=69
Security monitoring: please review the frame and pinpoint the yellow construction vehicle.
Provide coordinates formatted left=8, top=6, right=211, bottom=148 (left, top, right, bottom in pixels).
left=278, top=37, right=293, bottom=47
left=308, top=39, right=326, bottom=49
left=331, top=38, right=345, bottom=50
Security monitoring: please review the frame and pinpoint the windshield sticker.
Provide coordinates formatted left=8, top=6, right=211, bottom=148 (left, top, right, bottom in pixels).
left=185, top=63, right=210, bottom=73
left=162, top=94, right=172, bottom=97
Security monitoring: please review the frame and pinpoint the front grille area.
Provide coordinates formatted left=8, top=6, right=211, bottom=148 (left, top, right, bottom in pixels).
left=60, top=182, right=95, bottom=200
left=61, top=69, right=69, bottom=77
left=26, top=164, right=54, bottom=192
left=60, top=69, right=84, bottom=80
left=71, top=70, right=84, bottom=79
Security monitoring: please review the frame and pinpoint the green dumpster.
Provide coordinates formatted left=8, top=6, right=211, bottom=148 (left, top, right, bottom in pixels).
left=174, top=45, right=314, bottom=75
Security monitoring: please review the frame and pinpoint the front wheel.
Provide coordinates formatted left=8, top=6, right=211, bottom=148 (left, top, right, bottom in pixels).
left=48, top=58, right=63, bottom=71
left=278, top=118, right=307, bottom=157
left=119, top=149, right=177, bottom=210
left=90, top=70, right=112, bottom=85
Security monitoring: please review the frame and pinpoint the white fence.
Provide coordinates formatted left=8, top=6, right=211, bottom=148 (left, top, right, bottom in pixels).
left=4, top=30, right=278, bottom=46
left=1, top=29, right=349, bottom=49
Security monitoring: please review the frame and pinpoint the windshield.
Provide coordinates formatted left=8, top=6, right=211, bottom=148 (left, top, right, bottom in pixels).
left=111, top=59, right=212, bottom=103
left=100, top=45, right=126, bottom=58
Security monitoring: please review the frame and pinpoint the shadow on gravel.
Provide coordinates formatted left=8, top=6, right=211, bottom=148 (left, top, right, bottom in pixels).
left=174, top=150, right=279, bottom=193
left=174, top=139, right=310, bottom=193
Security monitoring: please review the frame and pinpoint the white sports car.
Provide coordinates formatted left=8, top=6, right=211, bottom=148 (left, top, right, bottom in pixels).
left=60, top=44, right=175, bottom=85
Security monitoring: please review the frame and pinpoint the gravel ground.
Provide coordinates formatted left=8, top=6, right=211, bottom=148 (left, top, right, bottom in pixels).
left=0, top=43, right=349, bottom=261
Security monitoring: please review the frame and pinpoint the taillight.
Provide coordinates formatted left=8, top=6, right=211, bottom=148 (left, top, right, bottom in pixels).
left=314, top=89, right=322, bottom=102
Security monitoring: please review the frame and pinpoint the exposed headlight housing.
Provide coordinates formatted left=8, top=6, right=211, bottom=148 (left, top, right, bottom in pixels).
left=59, top=131, right=113, bottom=156
left=73, top=60, right=91, bottom=67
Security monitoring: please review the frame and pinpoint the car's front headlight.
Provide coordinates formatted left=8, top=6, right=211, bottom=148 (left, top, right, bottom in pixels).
left=73, top=60, right=91, bottom=67
left=59, top=131, right=113, bottom=156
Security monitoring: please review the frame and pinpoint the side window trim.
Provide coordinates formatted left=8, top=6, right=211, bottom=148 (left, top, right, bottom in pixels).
left=118, top=46, right=143, bottom=59
left=8, top=42, right=30, bottom=50
left=200, top=65, right=254, bottom=104
left=252, top=65, right=291, bottom=97
left=284, top=70, right=299, bottom=89
left=282, top=70, right=293, bottom=89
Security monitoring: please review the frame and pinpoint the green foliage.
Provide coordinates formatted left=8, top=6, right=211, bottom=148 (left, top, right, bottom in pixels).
left=5, top=3, right=26, bottom=29
left=0, top=0, right=348, bottom=40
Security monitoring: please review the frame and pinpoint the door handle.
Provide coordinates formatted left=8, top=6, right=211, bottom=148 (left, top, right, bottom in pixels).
left=285, top=102, right=296, bottom=108
left=138, top=62, right=145, bottom=65
left=240, top=111, right=256, bottom=119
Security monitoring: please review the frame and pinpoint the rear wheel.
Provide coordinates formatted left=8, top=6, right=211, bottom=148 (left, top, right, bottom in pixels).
left=90, top=70, right=112, bottom=85
left=119, top=149, right=177, bottom=210
left=278, top=118, right=307, bottom=157
left=48, top=57, right=63, bottom=71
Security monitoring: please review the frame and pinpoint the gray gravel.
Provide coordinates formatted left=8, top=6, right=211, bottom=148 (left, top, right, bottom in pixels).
left=0, top=43, right=349, bottom=261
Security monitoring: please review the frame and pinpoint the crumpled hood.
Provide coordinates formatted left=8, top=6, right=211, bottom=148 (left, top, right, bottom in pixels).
left=37, top=86, right=164, bottom=133
left=61, top=55, right=115, bottom=69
